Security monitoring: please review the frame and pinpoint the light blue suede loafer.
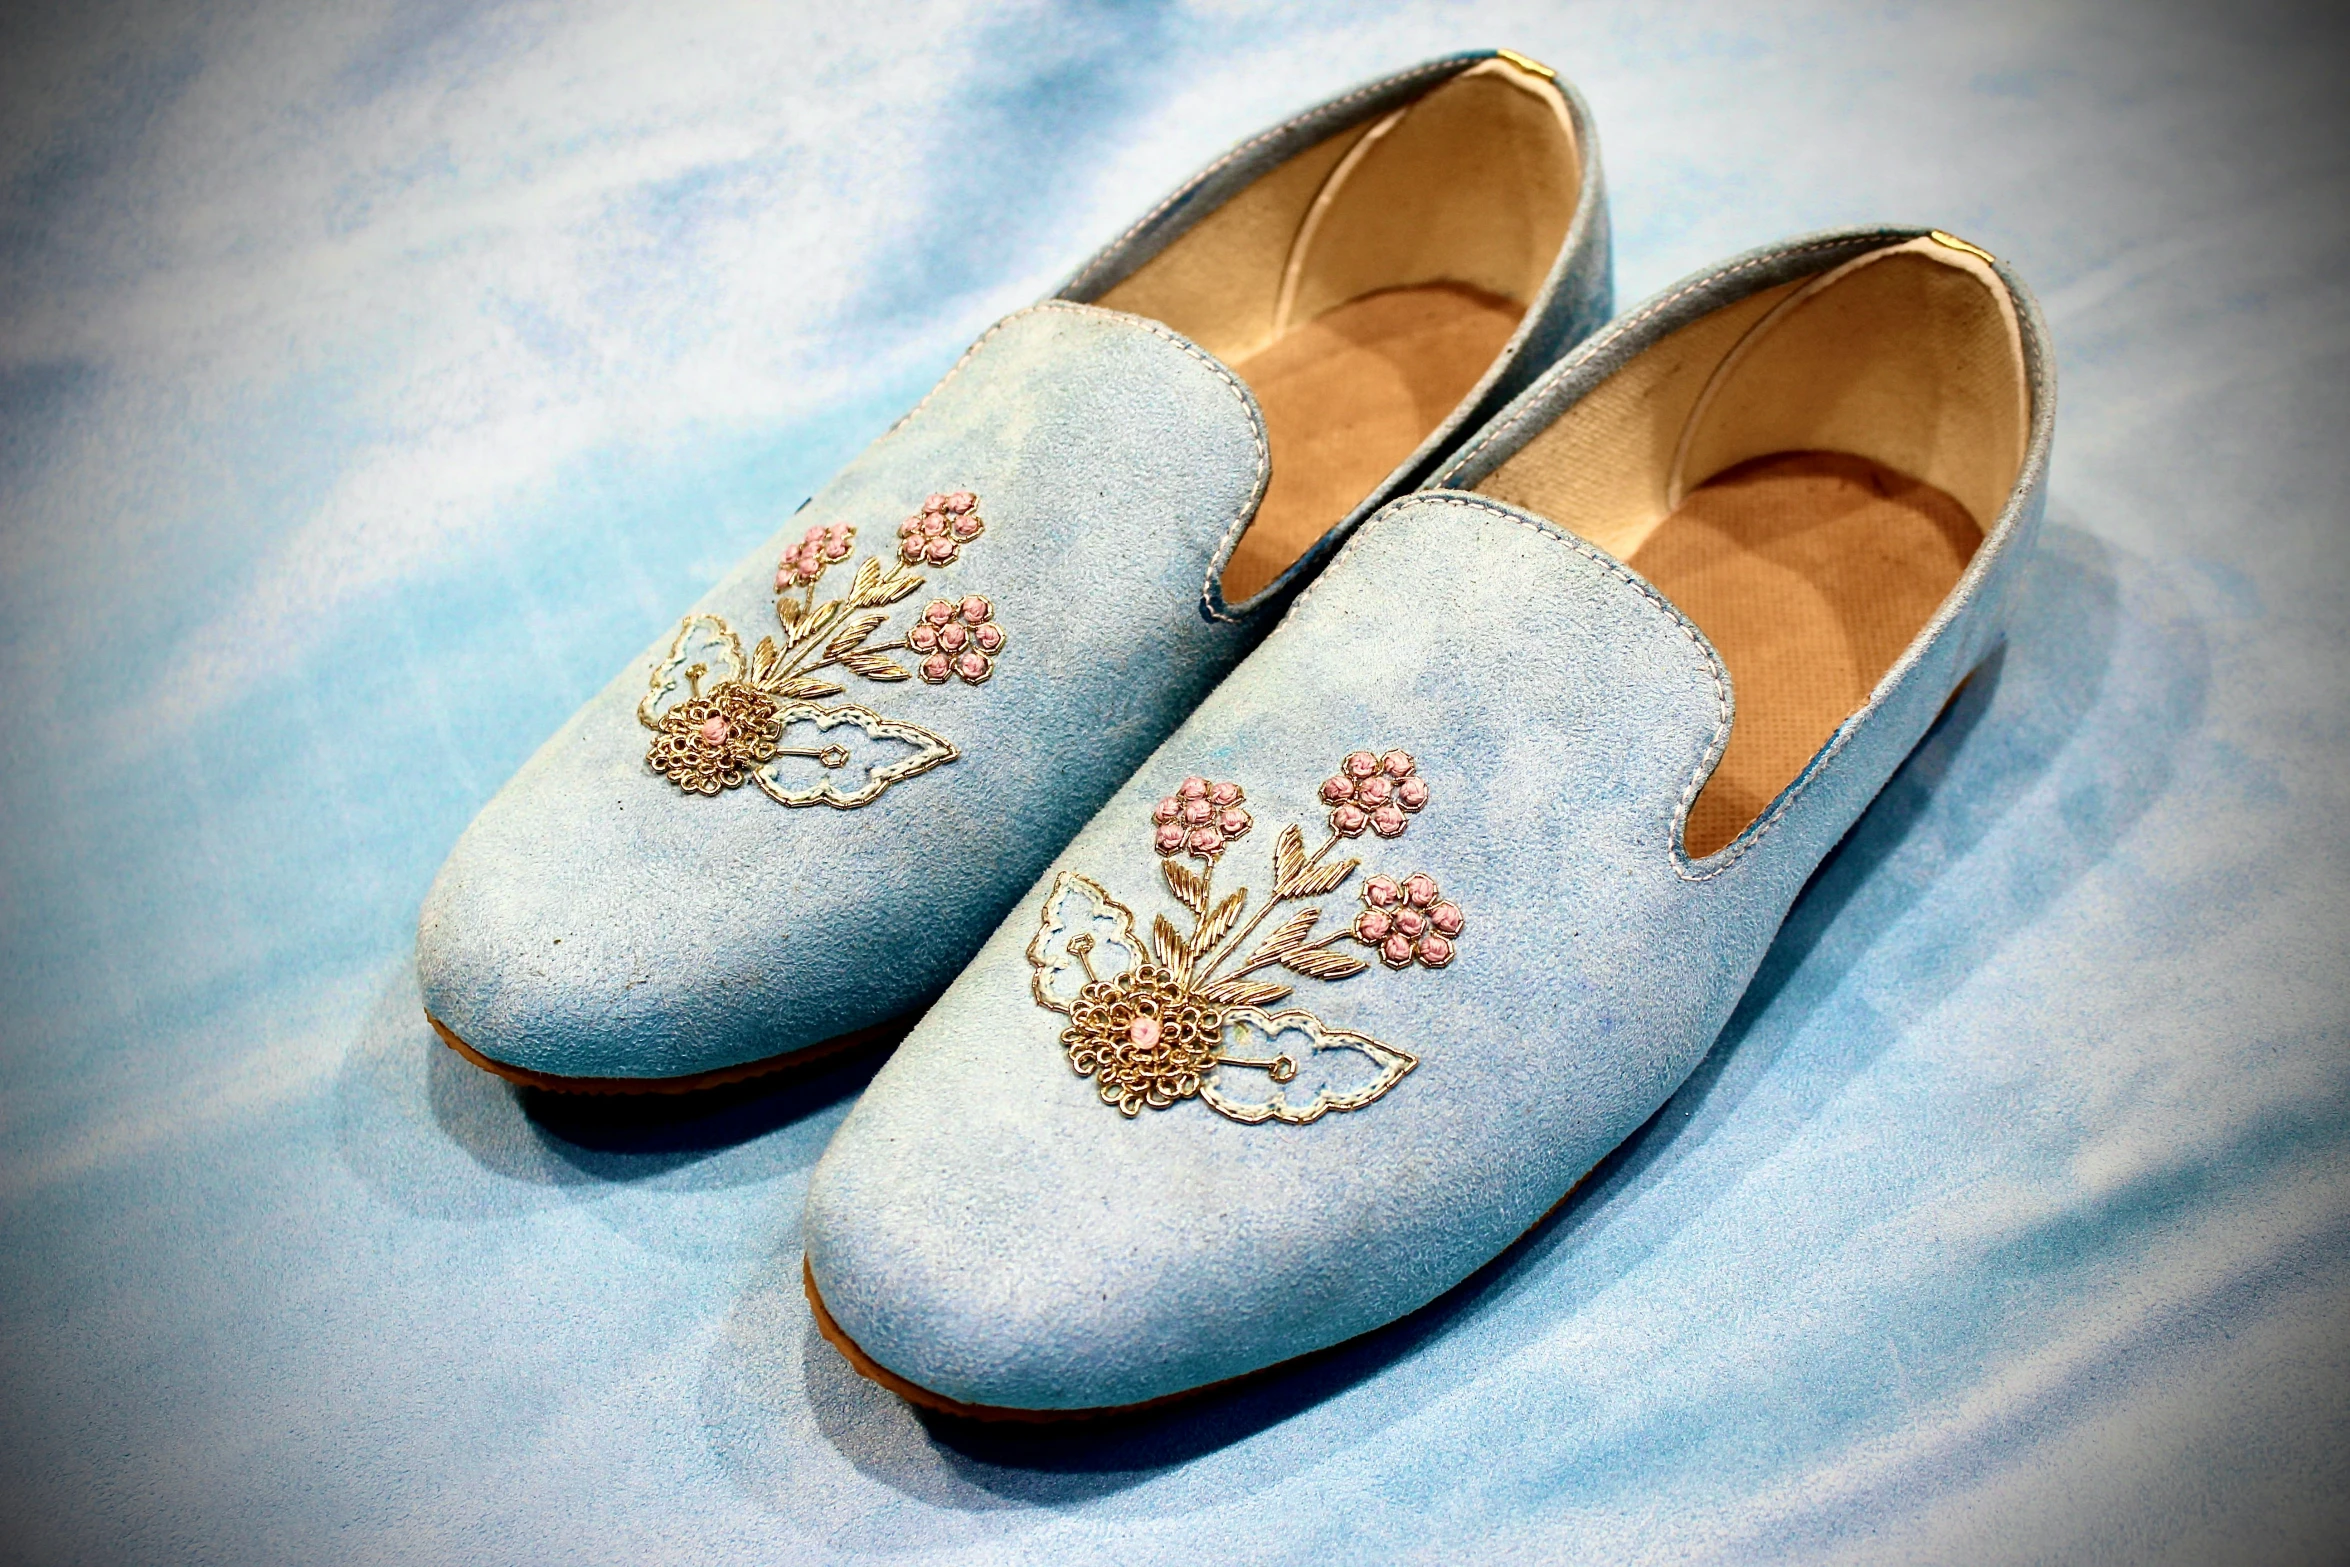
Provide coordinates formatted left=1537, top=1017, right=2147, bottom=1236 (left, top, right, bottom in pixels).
left=803, top=225, right=2054, bottom=1414
left=416, top=50, right=1609, bottom=1089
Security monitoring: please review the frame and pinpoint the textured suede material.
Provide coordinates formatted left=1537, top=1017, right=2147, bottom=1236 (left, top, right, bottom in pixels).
left=415, top=53, right=1614, bottom=1082
left=803, top=228, right=2055, bottom=1410
left=806, top=497, right=1736, bottom=1409
left=417, top=305, right=1273, bottom=1079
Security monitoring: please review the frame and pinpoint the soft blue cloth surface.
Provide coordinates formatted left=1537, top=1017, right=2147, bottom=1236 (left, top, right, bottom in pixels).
left=2, top=1, right=2344, bottom=1561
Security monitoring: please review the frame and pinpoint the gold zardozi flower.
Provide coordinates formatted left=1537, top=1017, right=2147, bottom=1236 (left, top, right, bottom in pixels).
left=646, top=682, right=783, bottom=794
left=1060, top=962, right=1226, bottom=1116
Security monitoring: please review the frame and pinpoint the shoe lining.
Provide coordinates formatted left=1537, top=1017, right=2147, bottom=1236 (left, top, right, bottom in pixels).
left=1092, top=58, right=1579, bottom=598
left=1474, top=236, right=2030, bottom=854
left=1628, top=452, right=1980, bottom=857
left=1223, top=282, right=1524, bottom=600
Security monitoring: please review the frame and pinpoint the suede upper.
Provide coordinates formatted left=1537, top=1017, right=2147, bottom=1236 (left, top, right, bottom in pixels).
left=416, top=52, right=1615, bottom=1080
left=802, top=228, right=2055, bottom=1409
left=418, top=305, right=1274, bottom=1077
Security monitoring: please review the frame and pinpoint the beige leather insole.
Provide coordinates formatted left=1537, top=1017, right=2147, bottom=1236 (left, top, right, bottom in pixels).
left=1629, top=451, right=1981, bottom=858
left=1222, top=282, right=1523, bottom=600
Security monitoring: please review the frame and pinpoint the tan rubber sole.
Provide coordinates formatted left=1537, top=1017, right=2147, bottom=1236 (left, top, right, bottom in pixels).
left=428, top=1012, right=902, bottom=1096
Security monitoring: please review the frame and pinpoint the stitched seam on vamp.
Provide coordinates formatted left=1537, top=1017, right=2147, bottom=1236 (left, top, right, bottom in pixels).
left=885, top=303, right=1053, bottom=435
left=879, top=303, right=1269, bottom=622
left=1064, top=59, right=1469, bottom=297
left=1357, top=494, right=1733, bottom=862
left=1032, top=302, right=1270, bottom=614
left=1446, top=235, right=1888, bottom=479
left=1060, top=306, right=1270, bottom=606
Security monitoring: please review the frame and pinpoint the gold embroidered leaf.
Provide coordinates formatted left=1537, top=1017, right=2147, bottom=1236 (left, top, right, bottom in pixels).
left=774, top=596, right=805, bottom=632
left=1274, top=824, right=1306, bottom=892
left=849, top=556, right=882, bottom=603
left=1196, top=977, right=1293, bottom=1008
left=784, top=600, right=844, bottom=662
left=1193, top=889, right=1247, bottom=959
left=859, top=564, right=923, bottom=608
left=1161, top=857, right=1208, bottom=916
left=841, top=650, right=910, bottom=682
left=1151, top=914, right=1190, bottom=982
left=1243, top=906, right=1319, bottom=968
left=773, top=676, right=843, bottom=701
left=1280, top=946, right=1370, bottom=982
left=825, top=612, right=887, bottom=659
left=750, top=636, right=786, bottom=685
left=1285, top=856, right=1360, bottom=899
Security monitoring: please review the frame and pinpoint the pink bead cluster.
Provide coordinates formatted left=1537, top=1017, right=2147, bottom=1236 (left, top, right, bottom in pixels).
left=776, top=521, right=855, bottom=590
left=1152, top=776, right=1253, bottom=862
left=1319, top=749, right=1429, bottom=839
left=1354, top=873, right=1463, bottom=969
left=908, top=595, right=1004, bottom=685
left=898, top=491, right=984, bottom=566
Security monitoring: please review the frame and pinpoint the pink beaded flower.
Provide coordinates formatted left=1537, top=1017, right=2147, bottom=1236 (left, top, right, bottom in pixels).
left=1318, top=748, right=1429, bottom=839
left=1353, top=872, right=1463, bottom=969
left=1151, top=776, right=1253, bottom=862
left=897, top=490, right=985, bottom=566
left=910, top=595, right=1005, bottom=685
left=776, top=522, right=855, bottom=591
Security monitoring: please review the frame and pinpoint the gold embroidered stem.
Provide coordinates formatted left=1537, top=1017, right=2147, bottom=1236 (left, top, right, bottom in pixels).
left=1188, top=863, right=1217, bottom=945
left=1194, top=831, right=1342, bottom=982
left=784, top=603, right=845, bottom=665
left=1300, top=833, right=1340, bottom=877
left=1213, top=1051, right=1300, bottom=1083
left=773, top=743, right=853, bottom=769
left=1068, top=934, right=1101, bottom=984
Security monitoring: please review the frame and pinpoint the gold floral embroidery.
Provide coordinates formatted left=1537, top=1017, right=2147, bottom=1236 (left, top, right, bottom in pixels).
left=646, top=682, right=782, bottom=794
left=1060, top=961, right=1225, bottom=1115
left=637, top=493, right=1005, bottom=809
left=1027, top=751, right=1463, bottom=1124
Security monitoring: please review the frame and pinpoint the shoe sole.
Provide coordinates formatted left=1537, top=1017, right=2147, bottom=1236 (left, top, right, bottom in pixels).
left=427, top=1012, right=901, bottom=1096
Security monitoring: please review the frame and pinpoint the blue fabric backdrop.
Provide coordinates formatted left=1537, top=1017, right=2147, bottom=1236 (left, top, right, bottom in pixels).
left=3, top=1, right=2345, bottom=1560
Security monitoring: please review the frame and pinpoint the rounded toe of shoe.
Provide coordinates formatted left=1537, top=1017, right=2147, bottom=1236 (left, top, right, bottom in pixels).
left=803, top=1153, right=1231, bottom=1414
left=800, top=1031, right=1400, bottom=1413
left=414, top=833, right=753, bottom=1082
left=413, top=758, right=866, bottom=1082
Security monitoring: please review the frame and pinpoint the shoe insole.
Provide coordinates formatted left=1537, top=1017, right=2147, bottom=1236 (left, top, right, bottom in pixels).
left=1223, top=282, right=1524, bottom=600
left=1627, top=451, right=1982, bottom=858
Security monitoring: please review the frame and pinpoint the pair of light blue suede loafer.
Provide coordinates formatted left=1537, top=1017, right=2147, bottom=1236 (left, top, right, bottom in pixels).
left=418, top=48, right=2054, bottom=1418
